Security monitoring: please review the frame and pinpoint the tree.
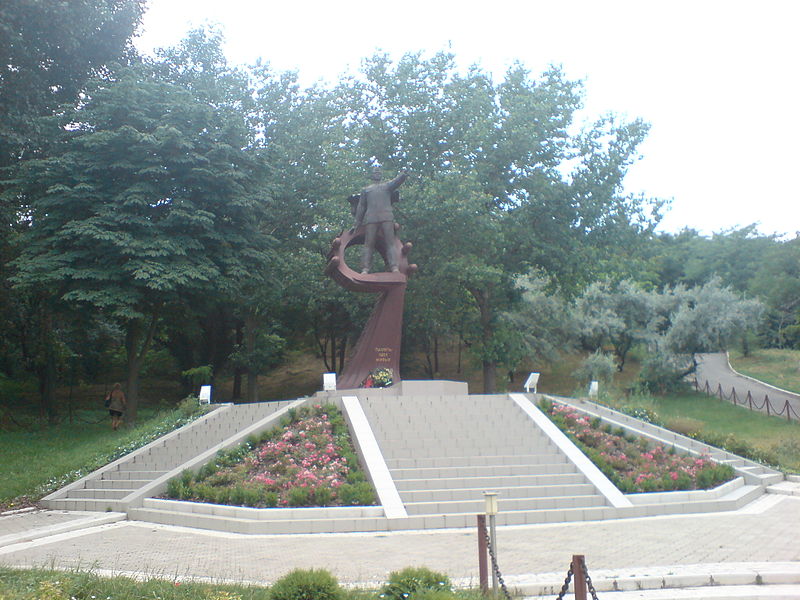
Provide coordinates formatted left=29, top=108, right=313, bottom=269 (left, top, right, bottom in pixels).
left=575, top=279, right=657, bottom=371
left=638, top=279, right=764, bottom=390
left=0, top=0, right=146, bottom=414
left=11, top=59, right=269, bottom=423
left=0, top=0, right=146, bottom=165
left=334, top=53, right=662, bottom=391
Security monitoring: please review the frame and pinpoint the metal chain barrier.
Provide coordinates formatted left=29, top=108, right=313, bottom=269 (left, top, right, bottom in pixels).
left=697, top=379, right=797, bottom=422
left=580, top=556, right=600, bottom=600
left=554, top=564, right=573, bottom=600
left=483, top=528, right=512, bottom=600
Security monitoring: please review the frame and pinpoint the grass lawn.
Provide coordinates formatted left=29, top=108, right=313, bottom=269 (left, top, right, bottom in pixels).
left=0, top=404, right=206, bottom=507
left=729, top=348, right=800, bottom=394
left=617, top=390, right=800, bottom=473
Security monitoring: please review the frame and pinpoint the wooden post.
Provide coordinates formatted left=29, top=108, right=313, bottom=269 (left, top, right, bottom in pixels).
left=572, top=555, right=587, bottom=600
left=477, top=515, right=489, bottom=596
left=786, top=400, right=792, bottom=422
left=765, top=395, right=771, bottom=416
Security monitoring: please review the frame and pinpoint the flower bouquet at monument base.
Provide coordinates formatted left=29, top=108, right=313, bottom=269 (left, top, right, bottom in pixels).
left=361, top=368, right=393, bottom=388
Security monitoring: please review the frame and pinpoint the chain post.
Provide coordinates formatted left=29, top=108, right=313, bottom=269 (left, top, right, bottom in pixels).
left=476, top=515, right=489, bottom=596
left=571, top=555, right=587, bottom=600
left=765, top=394, right=770, bottom=416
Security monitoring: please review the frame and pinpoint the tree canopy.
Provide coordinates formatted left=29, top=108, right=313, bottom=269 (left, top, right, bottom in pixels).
left=0, top=7, right=789, bottom=415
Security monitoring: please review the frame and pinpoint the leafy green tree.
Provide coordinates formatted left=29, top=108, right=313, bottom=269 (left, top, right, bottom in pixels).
left=748, top=235, right=800, bottom=348
left=0, top=0, right=146, bottom=414
left=638, top=279, right=764, bottom=390
left=11, top=59, right=268, bottom=423
left=575, top=279, right=658, bottom=371
left=334, top=53, right=662, bottom=391
left=0, top=0, right=146, bottom=166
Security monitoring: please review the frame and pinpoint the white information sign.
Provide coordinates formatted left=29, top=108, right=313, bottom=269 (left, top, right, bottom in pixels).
left=199, top=385, right=212, bottom=404
left=323, top=373, right=337, bottom=391
left=523, top=372, right=540, bottom=393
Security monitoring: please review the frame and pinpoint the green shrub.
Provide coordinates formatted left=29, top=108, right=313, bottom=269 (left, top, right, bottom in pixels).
left=313, top=486, right=333, bottom=505
left=381, top=567, right=451, bottom=600
left=337, top=482, right=375, bottom=506
left=269, top=568, right=343, bottom=600
left=287, top=486, right=310, bottom=507
left=413, top=590, right=459, bottom=600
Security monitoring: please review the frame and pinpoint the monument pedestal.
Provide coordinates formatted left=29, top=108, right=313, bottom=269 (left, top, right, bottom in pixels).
left=325, top=226, right=416, bottom=389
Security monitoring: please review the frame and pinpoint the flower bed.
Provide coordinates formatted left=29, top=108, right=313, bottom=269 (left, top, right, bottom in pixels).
left=165, top=404, right=375, bottom=508
left=541, top=399, right=735, bottom=493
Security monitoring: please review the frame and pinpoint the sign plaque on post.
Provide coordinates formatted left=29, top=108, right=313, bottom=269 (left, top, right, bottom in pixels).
left=199, top=385, right=212, bottom=404
left=524, top=372, right=540, bottom=393
left=323, top=373, right=337, bottom=391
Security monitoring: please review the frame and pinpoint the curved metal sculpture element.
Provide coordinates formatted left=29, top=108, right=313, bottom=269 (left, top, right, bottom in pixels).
left=325, top=225, right=416, bottom=389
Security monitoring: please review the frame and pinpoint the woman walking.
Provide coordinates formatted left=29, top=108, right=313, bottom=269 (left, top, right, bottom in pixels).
left=106, top=383, right=127, bottom=430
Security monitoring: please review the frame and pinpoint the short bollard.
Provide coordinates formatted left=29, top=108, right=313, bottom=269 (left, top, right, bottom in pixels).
left=571, top=555, right=587, bottom=600
left=477, top=514, right=489, bottom=595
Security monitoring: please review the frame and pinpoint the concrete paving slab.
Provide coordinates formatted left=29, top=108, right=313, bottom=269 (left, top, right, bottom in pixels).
left=0, top=495, right=797, bottom=592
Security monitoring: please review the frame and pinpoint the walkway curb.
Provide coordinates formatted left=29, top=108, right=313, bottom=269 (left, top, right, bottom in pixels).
left=506, top=562, right=800, bottom=597
left=0, top=511, right=126, bottom=549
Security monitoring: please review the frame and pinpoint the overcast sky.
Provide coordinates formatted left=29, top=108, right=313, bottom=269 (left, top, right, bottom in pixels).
left=134, top=0, right=799, bottom=238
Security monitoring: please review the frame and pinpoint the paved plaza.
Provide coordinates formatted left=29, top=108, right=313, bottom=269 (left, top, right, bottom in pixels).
left=1, top=493, right=799, bottom=597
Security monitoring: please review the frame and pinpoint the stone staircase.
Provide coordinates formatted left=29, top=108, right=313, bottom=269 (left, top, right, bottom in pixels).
left=42, top=384, right=787, bottom=534
left=42, top=400, right=299, bottom=512
left=360, top=393, right=614, bottom=528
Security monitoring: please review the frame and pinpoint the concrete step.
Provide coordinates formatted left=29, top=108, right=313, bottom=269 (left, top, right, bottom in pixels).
left=393, top=472, right=587, bottom=491
left=389, top=462, right=577, bottom=479
left=382, top=446, right=558, bottom=459
left=385, top=453, right=566, bottom=469
left=101, top=470, right=168, bottom=480
left=404, top=494, right=608, bottom=515
left=86, top=478, right=152, bottom=489
left=66, top=488, right=130, bottom=499
left=45, top=498, right=128, bottom=512
left=400, top=482, right=599, bottom=502
left=127, top=507, right=391, bottom=534
left=141, top=498, right=383, bottom=520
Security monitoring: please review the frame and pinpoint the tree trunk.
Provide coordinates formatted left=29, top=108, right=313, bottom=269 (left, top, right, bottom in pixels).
left=337, top=337, right=347, bottom=374
left=37, top=305, right=58, bottom=424
left=483, top=360, right=497, bottom=395
left=124, top=312, right=159, bottom=427
left=244, top=312, right=258, bottom=403
left=232, top=320, right=244, bottom=401
left=469, top=286, right=497, bottom=394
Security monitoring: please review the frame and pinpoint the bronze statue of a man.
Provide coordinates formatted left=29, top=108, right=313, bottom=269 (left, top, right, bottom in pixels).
left=353, top=167, right=408, bottom=274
